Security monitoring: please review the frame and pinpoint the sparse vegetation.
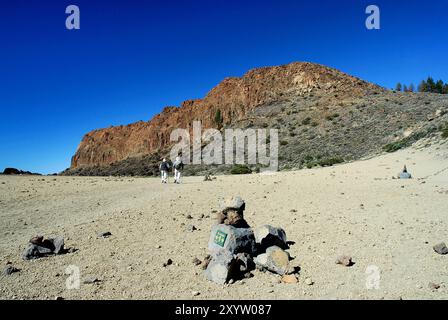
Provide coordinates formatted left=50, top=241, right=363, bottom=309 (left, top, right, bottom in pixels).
left=442, top=123, right=448, bottom=138
left=230, top=164, right=252, bottom=175
left=302, top=117, right=311, bottom=125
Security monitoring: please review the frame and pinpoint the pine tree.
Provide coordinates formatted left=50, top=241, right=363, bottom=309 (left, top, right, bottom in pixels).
left=395, top=83, right=402, bottom=92
left=427, top=77, right=436, bottom=93
left=435, top=80, right=444, bottom=94
left=418, top=80, right=428, bottom=92
left=214, top=109, right=223, bottom=127
left=409, top=83, right=415, bottom=92
left=403, top=85, right=408, bottom=92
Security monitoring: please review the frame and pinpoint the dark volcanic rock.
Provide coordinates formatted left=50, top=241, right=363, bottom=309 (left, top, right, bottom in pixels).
left=433, top=242, right=448, bottom=255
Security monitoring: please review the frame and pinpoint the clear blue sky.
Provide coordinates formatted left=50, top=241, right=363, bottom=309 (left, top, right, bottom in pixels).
left=1, top=0, right=447, bottom=174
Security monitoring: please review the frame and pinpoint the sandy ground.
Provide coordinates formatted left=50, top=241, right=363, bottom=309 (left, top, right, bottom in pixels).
left=1, top=139, right=448, bottom=300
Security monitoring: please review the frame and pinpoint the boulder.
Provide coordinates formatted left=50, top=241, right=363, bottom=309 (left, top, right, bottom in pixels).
left=208, top=224, right=256, bottom=256
left=254, top=225, right=288, bottom=251
left=204, top=250, right=234, bottom=285
left=220, top=196, right=245, bottom=214
left=22, top=243, right=53, bottom=260
left=254, top=246, right=290, bottom=275
left=205, top=251, right=255, bottom=285
left=49, top=236, right=65, bottom=254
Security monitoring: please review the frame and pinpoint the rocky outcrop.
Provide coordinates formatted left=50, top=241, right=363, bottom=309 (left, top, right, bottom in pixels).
left=69, top=62, right=381, bottom=170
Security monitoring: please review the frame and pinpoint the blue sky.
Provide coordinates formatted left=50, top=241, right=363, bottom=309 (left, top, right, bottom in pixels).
left=1, top=0, right=447, bottom=174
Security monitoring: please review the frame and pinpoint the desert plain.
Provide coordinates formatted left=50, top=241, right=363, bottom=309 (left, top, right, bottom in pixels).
left=1, top=138, right=447, bottom=300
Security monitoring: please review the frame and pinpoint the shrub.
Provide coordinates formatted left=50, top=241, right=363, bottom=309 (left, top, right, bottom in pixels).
left=280, top=140, right=289, bottom=146
left=230, top=165, right=252, bottom=175
left=442, top=124, right=448, bottom=139
left=302, top=117, right=311, bottom=125
left=317, top=157, right=344, bottom=167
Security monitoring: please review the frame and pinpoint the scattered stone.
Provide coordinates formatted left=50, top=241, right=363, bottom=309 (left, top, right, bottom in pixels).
left=83, top=276, right=100, bottom=284
left=433, top=242, right=448, bottom=255
left=336, top=255, right=354, bottom=267
left=186, top=215, right=193, bottom=220
left=192, top=291, right=200, bottom=297
left=305, top=278, right=314, bottom=286
left=55, top=296, right=64, bottom=300
left=30, top=235, right=44, bottom=245
left=22, top=243, right=53, bottom=260
left=2, top=265, right=20, bottom=276
left=254, top=246, right=290, bottom=275
left=49, top=236, right=65, bottom=254
left=204, top=175, right=213, bottom=182
left=201, top=255, right=212, bottom=270
left=163, top=259, right=173, bottom=267
left=98, top=231, right=112, bottom=238
left=254, top=225, right=288, bottom=251
left=429, top=282, right=440, bottom=290
left=192, top=258, right=201, bottom=266
left=187, top=225, right=197, bottom=232
left=281, top=274, right=298, bottom=284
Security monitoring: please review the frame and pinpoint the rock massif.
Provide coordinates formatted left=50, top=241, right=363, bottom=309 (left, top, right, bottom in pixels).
left=65, top=61, right=448, bottom=176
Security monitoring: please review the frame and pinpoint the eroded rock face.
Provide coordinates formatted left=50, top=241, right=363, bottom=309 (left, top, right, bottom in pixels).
left=70, top=62, right=381, bottom=169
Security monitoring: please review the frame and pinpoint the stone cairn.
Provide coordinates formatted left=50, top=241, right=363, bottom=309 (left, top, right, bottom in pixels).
left=204, top=196, right=298, bottom=285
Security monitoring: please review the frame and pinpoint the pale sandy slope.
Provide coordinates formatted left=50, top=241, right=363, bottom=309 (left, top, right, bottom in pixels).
left=0, top=139, right=447, bottom=300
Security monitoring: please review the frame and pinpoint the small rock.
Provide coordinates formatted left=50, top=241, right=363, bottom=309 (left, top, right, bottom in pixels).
left=30, top=235, right=44, bottom=245
left=2, top=265, right=20, bottom=276
left=429, top=282, right=440, bottom=290
left=192, top=258, right=201, bottom=266
left=83, top=276, right=100, bottom=284
left=98, top=231, right=112, bottom=238
left=187, top=225, right=197, bottom=232
left=192, top=291, right=200, bottom=297
left=163, top=259, right=173, bottom=267
left=336, top=255, right=354, bottom=267
left=201, top=255, right=212, bottom=270
left=281, top=274, right=298, bottom=284
left=55, top=296, right=64, bottom=300
left=305, top=278, right=314, bottom=286
left=433, top=242, right=448, bottom=255
left=254, top=246, right=290, bottom=275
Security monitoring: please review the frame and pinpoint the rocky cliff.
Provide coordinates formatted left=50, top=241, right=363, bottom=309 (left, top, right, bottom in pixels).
left=65, top=62, right=448, bottom=176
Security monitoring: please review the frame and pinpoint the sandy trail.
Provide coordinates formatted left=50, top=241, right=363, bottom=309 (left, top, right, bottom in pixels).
left=1, top=140, right=447, bottom=300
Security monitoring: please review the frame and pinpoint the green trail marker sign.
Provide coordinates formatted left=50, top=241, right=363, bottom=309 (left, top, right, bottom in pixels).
left=214, top=230, right=228, bottom=247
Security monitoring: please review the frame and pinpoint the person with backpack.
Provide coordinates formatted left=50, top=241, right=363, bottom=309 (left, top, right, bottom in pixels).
left=173, top=156, right=184, bottom=184
left=159, top=158, right=170, bottom=183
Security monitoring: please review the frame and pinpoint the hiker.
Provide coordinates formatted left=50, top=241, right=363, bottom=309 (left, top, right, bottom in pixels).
left=173, top=156, right=184, bottom=184
left=159, top=158, right=170, bottom=183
